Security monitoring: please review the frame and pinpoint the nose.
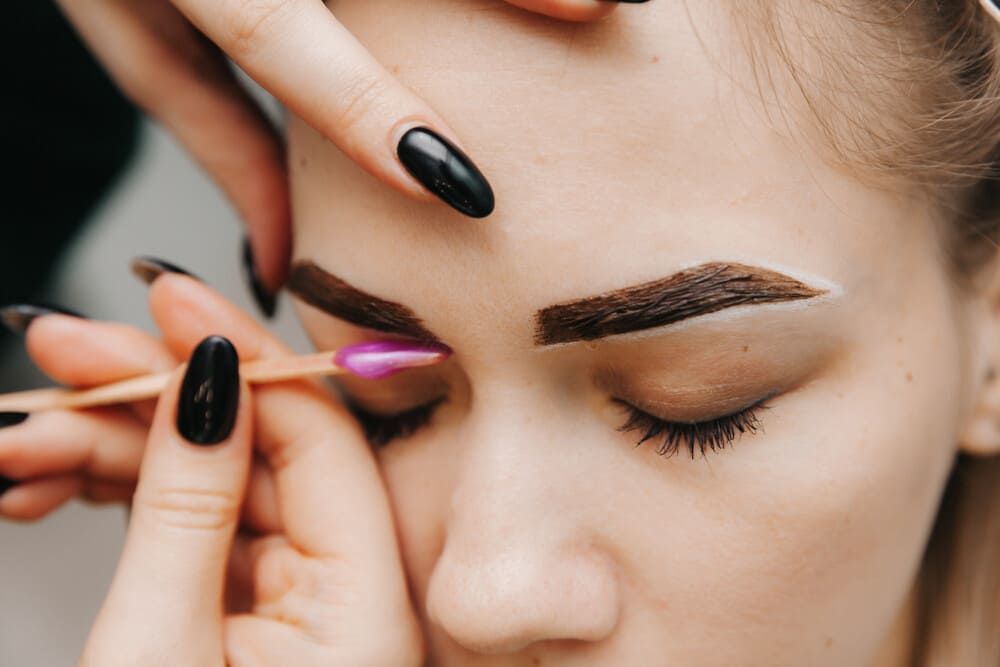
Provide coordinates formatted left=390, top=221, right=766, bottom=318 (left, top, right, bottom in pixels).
left=424, top=392, right=622, bottom=655
left=427, top=537, right=621, bottom=654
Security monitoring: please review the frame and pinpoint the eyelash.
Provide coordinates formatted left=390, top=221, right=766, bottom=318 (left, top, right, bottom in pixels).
left=614, top=399, right=767, bottom=458
left=347, top=397, right=446, bottom=448
left=348, top=395, right=768, bottom=457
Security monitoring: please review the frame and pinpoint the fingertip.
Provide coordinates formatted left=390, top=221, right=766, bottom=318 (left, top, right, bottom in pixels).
left=506, top=0, right=618, bottom=22
left=172, top=336, right=244, bottom=447
left=0, top=475, right=83, bottom=522
left=242, top=193, right=292, bottom=294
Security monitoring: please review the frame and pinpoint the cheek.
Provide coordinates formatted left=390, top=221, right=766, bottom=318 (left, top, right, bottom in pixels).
left=376, top=432, right=461, bottom=599
left=614, top=326, right=963, bottom=663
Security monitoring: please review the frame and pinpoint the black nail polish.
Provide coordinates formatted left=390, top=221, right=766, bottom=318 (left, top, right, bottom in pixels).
left=397, top=127, right=495, bottom=219
left=130, top=256, right=199, bottom=286
left=0, top=412, right=28, bottom=428
left=0, top=413, right=27, bottom=496
left=0, top=304, right=82, bottom=336
left=241, top=239, right=277, bottom=319
left=0, top=476, right=16, bottom=496
left=602, top=0, right=650, bottom=3
left=176, top=336, right=240, bottom=445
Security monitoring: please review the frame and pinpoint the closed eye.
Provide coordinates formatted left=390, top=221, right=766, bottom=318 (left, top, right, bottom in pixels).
left=613, top=398, right=769, bottom=458
left=346, top=397, right=447, bottom=448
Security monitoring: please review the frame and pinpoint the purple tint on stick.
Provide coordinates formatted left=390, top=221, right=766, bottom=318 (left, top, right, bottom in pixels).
left=334, top=340, right=452, bottom=379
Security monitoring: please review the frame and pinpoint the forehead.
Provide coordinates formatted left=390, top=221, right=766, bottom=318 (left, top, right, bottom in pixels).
left=292, top=0, right=930, bottom=341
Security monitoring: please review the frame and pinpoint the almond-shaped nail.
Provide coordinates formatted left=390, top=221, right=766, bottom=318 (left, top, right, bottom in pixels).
left=130, top=256, right=199, bottom=286
left=0, top=304, right=83, bottom=336
left=334, top=340, right=452, bottom=379
left=241, top=238, right=278, bottom=319
left=177, top=336, right=240, bottom=445
left=397, top=127, right=495, bottom=218
left=0, top=413, right=28, bottom=496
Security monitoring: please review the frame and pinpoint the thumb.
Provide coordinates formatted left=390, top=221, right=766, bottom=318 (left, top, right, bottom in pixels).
left=82, top=336, right=251, bottom=667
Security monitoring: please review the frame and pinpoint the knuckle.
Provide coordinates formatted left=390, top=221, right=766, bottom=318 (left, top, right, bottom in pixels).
left=140, top=486, right=241, bottom=532
left=223, top=0, right=292, bottom=58
left=330, top=71, right=392, bottom=137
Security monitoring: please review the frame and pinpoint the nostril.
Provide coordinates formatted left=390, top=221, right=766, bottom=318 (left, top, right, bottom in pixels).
left=425, top=545, right=621, bottom=655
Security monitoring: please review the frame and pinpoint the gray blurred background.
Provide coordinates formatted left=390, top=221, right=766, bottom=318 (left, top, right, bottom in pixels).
left=1, top=5, right=307, bottom=664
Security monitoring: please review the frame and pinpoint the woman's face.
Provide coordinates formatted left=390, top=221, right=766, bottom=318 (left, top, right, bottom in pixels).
left=287, top=1, right=982, bottom=664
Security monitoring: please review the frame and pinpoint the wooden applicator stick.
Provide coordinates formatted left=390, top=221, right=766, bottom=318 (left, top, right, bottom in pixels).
left=0, top=341, right=451, bottom=414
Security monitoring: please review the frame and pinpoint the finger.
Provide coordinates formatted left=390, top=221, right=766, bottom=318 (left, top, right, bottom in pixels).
left=82, top=480, right=137, bottom=505
left=0, top=409, right=145, bottom=482
left=243, top=459, right=281, bottom=533
left=173, top=0, right=495, bottom=218
left=150, top=277, right=402, bottom=566
left=26, top=295, right=176, bottom=390
left=55, top=0, right=290, bottom=290
left=504, top=0, right=619, bottom=22
left=26, top=305, right=177, bottom=422
left=85, top=337, right=250, bottom=663
left=0, top=475, right=83, bottom=521
left=225, top=615, right=322, bottom=666
left=150, top=274, right=289, bottom=362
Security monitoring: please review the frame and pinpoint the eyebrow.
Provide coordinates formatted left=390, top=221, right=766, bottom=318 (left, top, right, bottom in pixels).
left=288, top=260, right=827, bottom=348
left=533, top=262, right=827, bottom=346
left=288, top=260, right=440, bottom=342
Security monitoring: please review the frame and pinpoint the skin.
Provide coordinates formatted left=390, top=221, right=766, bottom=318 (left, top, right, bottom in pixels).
left=283, top=0, right=997, bottom=664
left=54, top=0, right=618, bottom=292
left=3, top=0, right=998, bottom=664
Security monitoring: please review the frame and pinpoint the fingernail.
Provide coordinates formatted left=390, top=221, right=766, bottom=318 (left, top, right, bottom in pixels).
left=397, top=127, right=495, bottom=219
left=602, top=0, right=650, bottom=3
left=0, top=412, right=28, bottom=428
left=0, top=476, right=16, bottom=496
left=241, top=238, right=277, bottom=319
left=130, top=256, right=199, bottom=286
left=0, top=304, right=83, bottom=336
left=0, top=413, right=28, bottom=496
left=176, top=336, right=240, bottom=446
left=334, top=340, right=452, bottom=379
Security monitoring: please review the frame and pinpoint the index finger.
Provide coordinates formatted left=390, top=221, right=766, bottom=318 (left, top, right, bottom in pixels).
left=149, top=276, right=405, bottom=568
left=172, top=0, right=496, bottom=218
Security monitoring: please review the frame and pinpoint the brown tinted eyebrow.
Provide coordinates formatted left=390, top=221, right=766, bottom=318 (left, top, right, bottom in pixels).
left=534, top=262, right=827, bottom=346
left=288, top=260, right=440, bottom=342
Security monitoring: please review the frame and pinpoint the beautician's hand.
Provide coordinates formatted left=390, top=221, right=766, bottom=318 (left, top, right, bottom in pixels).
left=81, top=342, right=422, bottom=665
left=0, top=277, right=278, bottom=531
left=53, top=0, right=635, bottom=308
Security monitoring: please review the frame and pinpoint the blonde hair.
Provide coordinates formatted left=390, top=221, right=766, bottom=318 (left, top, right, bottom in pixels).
left=725, top=2, right=1000, bottom=664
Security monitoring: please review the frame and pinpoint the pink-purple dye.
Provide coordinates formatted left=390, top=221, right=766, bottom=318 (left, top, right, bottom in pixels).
left=334, top=340, right=452, bottom=379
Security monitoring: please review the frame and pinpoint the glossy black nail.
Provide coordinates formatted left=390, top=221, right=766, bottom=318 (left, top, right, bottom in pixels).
left=176, top=336, right=240, bottom=446
left=0, top=304, right=82, bottom=336
left=0, top=413, right=28, bottom=496
left=0, top=413, right=28, bottom=428
left=241, top=238, right=277, bottom=319
left=397, top=127, right=495, bottom=218
left=130, top=256, right=199, bottom=286
left=0, top=476, right=16, bottom=496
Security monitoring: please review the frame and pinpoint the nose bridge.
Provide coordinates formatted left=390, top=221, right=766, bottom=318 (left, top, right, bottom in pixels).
left=425, top=373, right=622, bottom=654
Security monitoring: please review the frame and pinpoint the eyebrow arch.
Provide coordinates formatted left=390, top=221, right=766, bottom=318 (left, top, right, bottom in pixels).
left=288, top=260, right=440, bottom=342
left=534, top=262, right=827, bottom=346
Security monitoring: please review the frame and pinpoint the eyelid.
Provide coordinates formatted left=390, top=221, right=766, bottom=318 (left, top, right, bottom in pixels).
left=346, top=396, right=447, bottom=447
left=335, top=371, right=450, bottom=413
left=614, top=397, right=771, bottom=458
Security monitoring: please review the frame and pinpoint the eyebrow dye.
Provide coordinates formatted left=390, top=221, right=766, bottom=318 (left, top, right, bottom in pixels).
left=534, top=262, right=826, bottom=345
left=335, top=340, right=453, bottom=379
left=288, top=260, right=440, bottom=342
